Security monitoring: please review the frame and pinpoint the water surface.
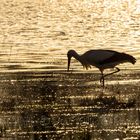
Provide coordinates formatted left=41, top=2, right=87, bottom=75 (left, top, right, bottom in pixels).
left=0, top=0, right=140, bottom=139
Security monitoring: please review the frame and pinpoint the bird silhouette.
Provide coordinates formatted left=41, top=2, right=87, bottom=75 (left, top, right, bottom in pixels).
left=67, top=49, right=136, bottom=87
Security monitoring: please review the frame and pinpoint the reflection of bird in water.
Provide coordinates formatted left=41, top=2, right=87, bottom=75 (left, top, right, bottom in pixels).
left=67, top=49, right=136, bottom=87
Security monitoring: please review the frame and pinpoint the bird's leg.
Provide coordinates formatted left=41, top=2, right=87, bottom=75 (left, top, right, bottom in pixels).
left=102, top=76, right=105, bottom=87
left=103, top=67, right=120, bottom=78
left=100, top=71, right=105, bottom=87
left=100, top=67, right=120, bottom=87
left=100, top=73, right=103, bottom=83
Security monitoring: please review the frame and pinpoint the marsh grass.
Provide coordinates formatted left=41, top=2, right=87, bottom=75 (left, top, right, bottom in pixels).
left=0, top=70, right=139, bottom=139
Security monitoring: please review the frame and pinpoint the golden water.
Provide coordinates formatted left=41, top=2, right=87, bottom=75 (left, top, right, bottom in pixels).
left=0, top=0, right=140, bottom=139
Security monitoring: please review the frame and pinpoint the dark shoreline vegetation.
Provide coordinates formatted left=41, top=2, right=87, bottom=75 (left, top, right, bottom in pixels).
left=0, top=70, right=139, bottom=139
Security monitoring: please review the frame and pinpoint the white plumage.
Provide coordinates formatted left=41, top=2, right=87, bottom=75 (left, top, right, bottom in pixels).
left=67, top=49, right=136, bottom=87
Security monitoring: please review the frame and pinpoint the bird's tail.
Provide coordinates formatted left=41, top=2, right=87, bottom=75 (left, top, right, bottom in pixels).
left=123, top=53, right=136, bottom=64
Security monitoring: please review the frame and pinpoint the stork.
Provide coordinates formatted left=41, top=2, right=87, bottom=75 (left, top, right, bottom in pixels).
left=67, top=49, right=136, bottom=87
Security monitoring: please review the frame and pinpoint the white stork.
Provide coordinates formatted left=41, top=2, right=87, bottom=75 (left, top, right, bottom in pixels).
left=67, top=49, right=136, bottom=87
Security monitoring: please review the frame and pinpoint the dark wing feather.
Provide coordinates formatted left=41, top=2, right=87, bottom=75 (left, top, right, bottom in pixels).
left=99, top=52, right=136, bottom=65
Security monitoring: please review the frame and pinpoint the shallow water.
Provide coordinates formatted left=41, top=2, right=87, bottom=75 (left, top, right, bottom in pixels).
left=0, top=0, right=140, bottom=139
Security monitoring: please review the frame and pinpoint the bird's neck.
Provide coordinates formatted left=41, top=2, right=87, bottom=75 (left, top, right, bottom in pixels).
left=72, top=52, right=82, bottom=62
left=72, top=52, right=90, bottom=69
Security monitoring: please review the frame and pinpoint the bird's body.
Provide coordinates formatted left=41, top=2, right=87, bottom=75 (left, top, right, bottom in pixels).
left=67, top=49, right=136, bottom=87
left=80, top=50, right=136, bottom=70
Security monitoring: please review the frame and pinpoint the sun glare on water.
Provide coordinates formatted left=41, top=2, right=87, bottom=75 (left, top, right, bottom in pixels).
left=136, top=0, right=140, bottom=13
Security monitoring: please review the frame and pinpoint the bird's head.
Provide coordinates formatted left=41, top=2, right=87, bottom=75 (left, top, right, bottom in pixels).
left=67, top=50, right=77, bottom=72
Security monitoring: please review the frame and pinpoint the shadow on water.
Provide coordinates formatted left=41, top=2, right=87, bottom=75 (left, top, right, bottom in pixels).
left=0, top=70, right=140, bottom=139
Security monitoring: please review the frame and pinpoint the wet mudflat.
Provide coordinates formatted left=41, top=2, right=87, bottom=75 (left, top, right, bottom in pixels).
left=0, top=70, right=140, bottom=140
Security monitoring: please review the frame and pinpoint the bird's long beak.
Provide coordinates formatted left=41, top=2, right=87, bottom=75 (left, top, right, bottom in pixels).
left=67, top=57, right=71, bottom=72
